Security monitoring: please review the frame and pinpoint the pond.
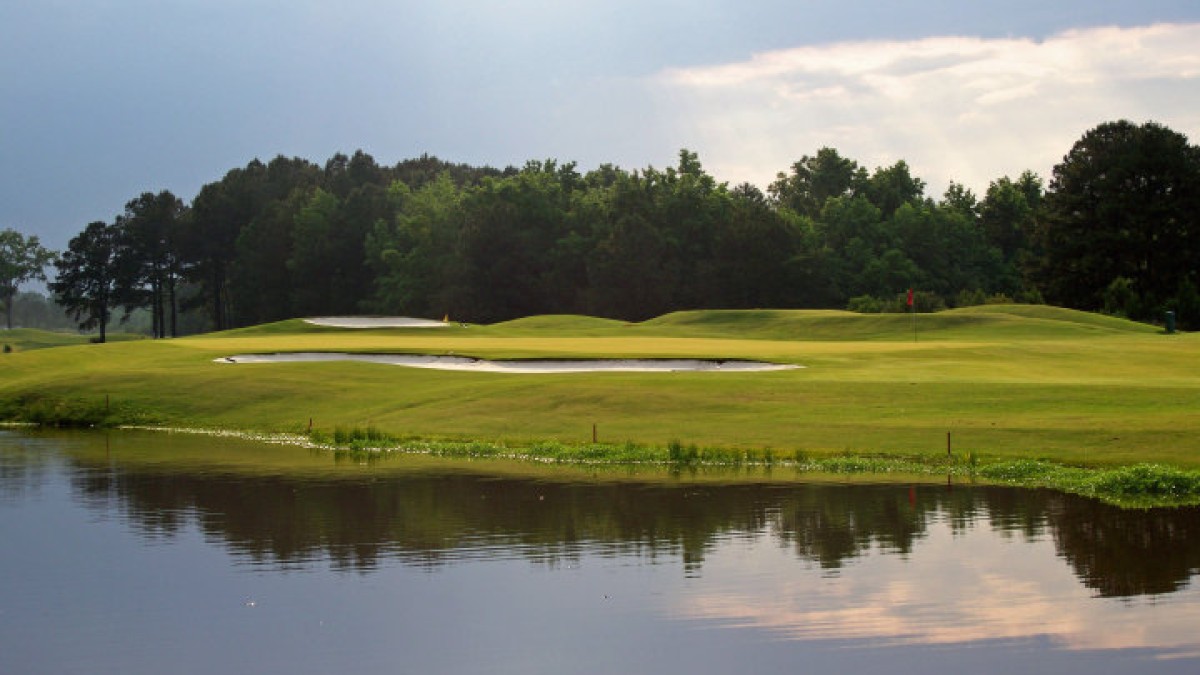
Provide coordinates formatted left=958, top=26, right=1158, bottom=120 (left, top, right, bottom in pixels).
left=2, top=429, right=1200, bottom=674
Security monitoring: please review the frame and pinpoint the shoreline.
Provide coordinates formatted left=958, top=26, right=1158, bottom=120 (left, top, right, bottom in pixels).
left=9, top=422, right=1194, bottom=509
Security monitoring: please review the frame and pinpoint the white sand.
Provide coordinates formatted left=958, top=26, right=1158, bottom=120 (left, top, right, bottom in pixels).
left=304, top=316, right=448, bottom=328
left=216, top=353, right=801, bottom=373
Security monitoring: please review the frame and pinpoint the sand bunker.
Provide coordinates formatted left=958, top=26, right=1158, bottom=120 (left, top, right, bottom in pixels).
left=304, top=317, right=448, bottom=328
left=216, top=353, right=800, bottom=373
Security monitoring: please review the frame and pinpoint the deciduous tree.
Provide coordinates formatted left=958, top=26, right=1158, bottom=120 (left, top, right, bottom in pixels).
left=0, top=228, right=55, bottom=330
left=1037, top=120, right=1200, bottom=318
left=769, top=147, right=865, bottom=219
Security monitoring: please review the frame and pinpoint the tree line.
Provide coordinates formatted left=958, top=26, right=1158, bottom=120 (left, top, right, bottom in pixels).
left=2, top=119, right=1197, bottom=339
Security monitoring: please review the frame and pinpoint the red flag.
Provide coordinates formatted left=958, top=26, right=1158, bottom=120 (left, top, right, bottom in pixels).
left=906, top=288, right=914, bottom=307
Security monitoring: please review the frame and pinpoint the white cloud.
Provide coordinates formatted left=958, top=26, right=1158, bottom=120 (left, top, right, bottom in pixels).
left=649, top=23, right=1200, bottom=195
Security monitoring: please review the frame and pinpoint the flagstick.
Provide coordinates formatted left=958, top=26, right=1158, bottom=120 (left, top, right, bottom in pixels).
left=908, top=289, right=917, bottom=343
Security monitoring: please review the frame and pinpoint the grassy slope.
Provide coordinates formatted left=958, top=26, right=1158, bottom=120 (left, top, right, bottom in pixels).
left=1, top=328, right=145, bottom=352
left=2, top=306, right=1198, bottom=468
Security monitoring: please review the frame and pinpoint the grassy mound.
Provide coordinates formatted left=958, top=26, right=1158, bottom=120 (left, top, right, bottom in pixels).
left=642, top=305, right=1157, bottom=341
left=0, top=328, right=146, bottom=352
left=487, top=314, right=629, bottom=335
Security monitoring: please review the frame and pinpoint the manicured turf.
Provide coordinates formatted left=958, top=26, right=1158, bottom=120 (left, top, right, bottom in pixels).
left=2, top=306, right=1198, bottom=470
left=0, top=328, right=146, bottom=352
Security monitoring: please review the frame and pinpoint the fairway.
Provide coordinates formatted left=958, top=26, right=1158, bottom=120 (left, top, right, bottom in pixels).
left=2, top=306, right=1198, bottom=469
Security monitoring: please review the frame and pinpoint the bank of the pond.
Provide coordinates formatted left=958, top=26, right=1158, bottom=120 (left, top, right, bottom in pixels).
left=107, top=425, right=1200, bottom=508
left=5, top=307, right=1200, bottom=499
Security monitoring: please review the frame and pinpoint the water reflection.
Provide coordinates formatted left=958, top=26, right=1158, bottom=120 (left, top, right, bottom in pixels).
left=679, top=528, right=1200, bottom=655
left=4, top=429, right=1200, bottom=669
left=0, top=431, right=51, bottom=503
left=7, top=429, right=1196, bottom=597
left=1050, top=498, right=1200, bottom=597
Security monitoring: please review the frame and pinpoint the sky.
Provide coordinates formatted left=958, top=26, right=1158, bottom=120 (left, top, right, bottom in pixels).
left=3, top=0, right=1200, bottom=252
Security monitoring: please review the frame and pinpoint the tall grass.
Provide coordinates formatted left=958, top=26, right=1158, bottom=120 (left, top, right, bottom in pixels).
left=978, top=460, right=1200, bottom=506
left=0, top=393, right=151, bottom=428
left=309, top=425, right=399, bottom=449
left=300, top=426, right=1200, bottom=506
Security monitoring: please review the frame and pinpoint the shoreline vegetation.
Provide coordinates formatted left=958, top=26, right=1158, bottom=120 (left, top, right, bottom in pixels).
left=285, top=427, right=1200, bottom=508
left=3, top=306, right=1199, bottom=507
left=7, top=423, right=1198, bottom=509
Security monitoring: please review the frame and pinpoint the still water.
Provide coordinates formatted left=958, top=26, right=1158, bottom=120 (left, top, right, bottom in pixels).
left=2, top=429, right=1200, bottom=674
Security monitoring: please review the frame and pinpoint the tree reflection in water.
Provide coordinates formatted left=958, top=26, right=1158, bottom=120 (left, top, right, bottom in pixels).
left=51, top=440, right=1200, bottom=599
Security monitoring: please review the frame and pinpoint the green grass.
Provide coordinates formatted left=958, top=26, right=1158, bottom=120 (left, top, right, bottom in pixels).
left=3, top=305, right=1199, bottom=503
left=0, top=328, right=146, bottom=352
